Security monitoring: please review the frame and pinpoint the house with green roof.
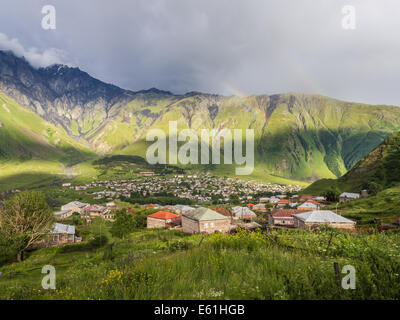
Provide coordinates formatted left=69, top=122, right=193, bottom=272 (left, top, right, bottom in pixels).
left=182, top=207, right=231, bottom=234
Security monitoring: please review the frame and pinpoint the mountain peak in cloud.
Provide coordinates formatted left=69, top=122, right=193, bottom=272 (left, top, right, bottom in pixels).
left=0, top=32, right=72, bottom=68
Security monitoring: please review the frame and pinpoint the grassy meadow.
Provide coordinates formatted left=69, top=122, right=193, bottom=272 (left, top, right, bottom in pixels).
left=0, top=227, right=398, bottom=300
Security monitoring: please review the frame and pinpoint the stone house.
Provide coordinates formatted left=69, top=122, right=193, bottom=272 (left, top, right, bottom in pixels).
left=173, top=205, right=195, bottom=215
left=231, top=206, right=257, bottom=221
left=268, top=209, right=304, bottom=227
left=339, top=192, right=360, bottom=203
left=276, top=199, right=290, bottom=208
left=293, top=210, right=356, bottom=230
left=106, top=201, right=117, bottom=208
left=49, top=223, right=81, bottom=246
left=182, top=207, right=231, bottom=234
left=54, top=209, right=73, bottom=220
left=252, top=203, right=267, bottom=213
left=61, top=201, right=89, bottom=215
left=147, top=211, right=181, bottom=229
left=298, top=200, right=320, bottom=211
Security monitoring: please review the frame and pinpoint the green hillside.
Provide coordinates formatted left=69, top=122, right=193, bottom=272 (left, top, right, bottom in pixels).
left=0, top=92, right=95, bottom=191
left=336, top=185, right=400, bottom=225
left=112, top=93, right=400, bottom=182
left=304, top=131, right=400, bottom=195
left=3, top=90, right=400, bottom=190
left=303, top=131, right=400, bottom=225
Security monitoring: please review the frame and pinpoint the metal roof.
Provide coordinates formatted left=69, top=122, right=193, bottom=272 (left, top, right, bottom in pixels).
left=231, top=206, right=257, bottom=217
left=340, top=192, right=360, bottom=198
left=183, top=207, right=229, bottom=221
left=54, top=209, right=71, bottom=216
left=293, top=210, right=356, bottom=224
left=174, top=205, right=195, bottom=211
left=63, top=201, right=89, bottom=208
left=51, top=223, right=76, bottom=235
left=298, top=202, right=319, bottom=209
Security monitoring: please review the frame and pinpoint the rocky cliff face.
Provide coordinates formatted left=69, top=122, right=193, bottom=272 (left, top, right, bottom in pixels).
left=0, top=50, right=138, bottom=134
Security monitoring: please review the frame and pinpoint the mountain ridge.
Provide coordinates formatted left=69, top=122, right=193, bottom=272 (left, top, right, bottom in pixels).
left=2, top=50, right=400, bottom=184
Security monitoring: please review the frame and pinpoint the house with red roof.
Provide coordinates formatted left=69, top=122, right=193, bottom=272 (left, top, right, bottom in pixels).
left=144, top=203, right=158, bottom=209
left=252, top=203, right=267, bottom=213
left=127, top=207, right=137, bottom=214
left=276, top=199, right=290, bottom=208
left=305, top=200, right=321, bottom=206
left=147, top=211, right=181, bottom=229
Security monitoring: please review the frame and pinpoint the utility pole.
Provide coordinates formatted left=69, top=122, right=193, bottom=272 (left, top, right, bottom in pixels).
left=100, top=220, right=102, bottom=247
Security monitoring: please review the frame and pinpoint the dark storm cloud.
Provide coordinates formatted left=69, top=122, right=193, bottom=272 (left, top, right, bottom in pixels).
left=0, top=0, right=399, bottom=105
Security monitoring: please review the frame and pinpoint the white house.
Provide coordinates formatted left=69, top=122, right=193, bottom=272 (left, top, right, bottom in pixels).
left=293, top=210, right=356, bottom=230
left=231, top=206, right=257, bottom=220
left=61, top=201, right=89, bottom=214
left=54, top=209, right=73, bottom=220
left=50, top=223, right=80, bottom=245
left=339, top=192, right=360, bottom=202
left=298, top=201, right=320, bottom=211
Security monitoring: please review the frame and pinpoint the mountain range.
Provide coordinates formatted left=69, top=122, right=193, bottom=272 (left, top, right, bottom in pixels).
left=1, top=50, right=400, bottom=189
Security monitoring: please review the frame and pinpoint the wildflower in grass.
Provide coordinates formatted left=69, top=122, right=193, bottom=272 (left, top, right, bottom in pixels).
left=101, top=269, right=124, bottom=286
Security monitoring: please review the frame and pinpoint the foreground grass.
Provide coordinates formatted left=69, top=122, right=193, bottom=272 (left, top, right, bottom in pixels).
left=0, top=229, right=399, bottom=300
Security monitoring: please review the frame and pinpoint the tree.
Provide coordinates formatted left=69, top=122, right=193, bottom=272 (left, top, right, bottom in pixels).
left=89, top=217, right=110, bottom=247
left=71, top=212, right=83, bottom=225
left=323, top=187, right=340, bottom=202
left=111, top=209, right=136, bottom=239
left=366, top=181, right=383, bottom=196
left=0, top=191, right=55, bottom=262
left=0, top=230, right=16, bottom=264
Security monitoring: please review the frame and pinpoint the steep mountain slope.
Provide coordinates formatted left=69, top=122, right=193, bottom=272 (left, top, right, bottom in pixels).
left=0, top=91, right=93, bottom=162
left=2, top=50, right=400, bottom=183
left=341, top=131, right=400, bottom=188
left=304, top=131, right=400, bottom=194
left=118, top=93, right=400, bottom=181
left=0, top=91, right=95, bottom=191
left=0, top=50, right=138, bottom=138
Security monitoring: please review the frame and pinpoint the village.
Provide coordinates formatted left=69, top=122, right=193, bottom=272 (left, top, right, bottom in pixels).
left=61, top=173, right=302, bottom=203
left=48, top=173, right=384, bottom=246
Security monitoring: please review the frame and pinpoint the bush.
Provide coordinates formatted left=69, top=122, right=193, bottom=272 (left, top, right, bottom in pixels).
left=111, top=209, right=136, bottom=239
left=167, top=240, right=189, bottom=252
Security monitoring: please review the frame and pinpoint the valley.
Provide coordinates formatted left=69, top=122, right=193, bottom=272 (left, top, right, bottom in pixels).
left=1, top=51, right=400, bottom=192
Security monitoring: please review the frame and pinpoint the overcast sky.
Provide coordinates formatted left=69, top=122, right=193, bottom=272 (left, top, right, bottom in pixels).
left=0, top=0, right=399, bottom=105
